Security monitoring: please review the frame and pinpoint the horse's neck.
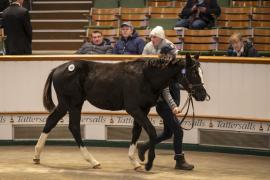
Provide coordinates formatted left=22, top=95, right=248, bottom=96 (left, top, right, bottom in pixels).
left=147, top=66, right=181, bottom=91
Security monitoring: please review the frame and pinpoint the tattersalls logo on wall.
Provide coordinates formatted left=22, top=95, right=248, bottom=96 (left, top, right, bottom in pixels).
left=0, top=115, right=7, bottom=124
left=0, top=114, right=269, bottom=133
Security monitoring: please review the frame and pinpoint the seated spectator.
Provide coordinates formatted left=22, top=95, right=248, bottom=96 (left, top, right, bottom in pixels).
left=175, top=0, right=221, bottom=29
left=142, top=26, right=177, bottom=55
left=76, top=30, right=112, bottom=54
left=227, top=33, right=259, bottom=57
left=113, top=22, right=145, bottom=54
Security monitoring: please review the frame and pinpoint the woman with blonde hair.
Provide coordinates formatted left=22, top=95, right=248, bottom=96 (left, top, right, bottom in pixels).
left=227, top=33, right=259, bottom=57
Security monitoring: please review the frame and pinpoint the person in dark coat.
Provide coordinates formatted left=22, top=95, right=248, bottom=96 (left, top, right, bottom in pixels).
left=0, top=0, right=10, bottom=27
left=227, top=33, right=260, bottom=57
left=175, top=0, right=221, bottom=29
left=113, top=22, right=145, bottom=55
left=2, top=0, right=32, bottom=55
left=76, top=30, right=113, bottom=54
left=140, top=28, right=194, bottom=171
left=0, top=0, right=9, bottom=12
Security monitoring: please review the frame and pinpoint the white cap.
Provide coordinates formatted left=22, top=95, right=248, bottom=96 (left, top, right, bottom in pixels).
left=150, top=26, right=165, bottom=39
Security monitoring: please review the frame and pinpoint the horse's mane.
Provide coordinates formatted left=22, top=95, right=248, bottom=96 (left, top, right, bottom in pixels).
left=130, top=53, right=176, bottom=69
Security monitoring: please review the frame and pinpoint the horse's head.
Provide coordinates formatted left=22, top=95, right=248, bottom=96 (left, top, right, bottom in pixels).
left=178, top=53, right=210, bottom=101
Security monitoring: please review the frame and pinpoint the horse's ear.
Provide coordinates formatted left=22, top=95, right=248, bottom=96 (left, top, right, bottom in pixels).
left=186, top=53, right=192, bottom=67
left=194, top=53, right=200, bottom=61
left=171, top=57, right=179, bottom=64
left=186, top=53, right=191, bottom=60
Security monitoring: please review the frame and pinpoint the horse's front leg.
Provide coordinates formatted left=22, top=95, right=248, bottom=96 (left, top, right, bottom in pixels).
left=128, top=120, right=142, bottom=170
left=127, top=108, right=157, bottom=171
left=143, top=120, right=157, bottom=171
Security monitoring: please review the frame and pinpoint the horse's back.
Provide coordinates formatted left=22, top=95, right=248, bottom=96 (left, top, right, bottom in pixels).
left=50, top=59, right=153, bottom=111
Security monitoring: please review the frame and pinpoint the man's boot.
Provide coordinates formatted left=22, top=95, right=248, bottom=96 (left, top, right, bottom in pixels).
left=174, top=153, right=194, bottom=170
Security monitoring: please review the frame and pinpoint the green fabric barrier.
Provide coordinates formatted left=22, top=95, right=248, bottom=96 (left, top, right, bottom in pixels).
left=119, top=0, right=146, bottom=8
left=93, top=0, right=119, bottom=8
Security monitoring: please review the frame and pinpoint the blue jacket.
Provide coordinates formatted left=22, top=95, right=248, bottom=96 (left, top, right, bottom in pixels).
left=113, top=32, right=145, bottom=55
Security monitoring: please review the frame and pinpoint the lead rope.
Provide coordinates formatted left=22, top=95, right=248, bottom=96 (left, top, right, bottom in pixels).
left=174, top=93, right=196, bottom=130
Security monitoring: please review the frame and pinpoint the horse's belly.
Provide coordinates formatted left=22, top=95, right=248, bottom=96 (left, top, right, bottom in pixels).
left=86, top=93, right=123, bottom=111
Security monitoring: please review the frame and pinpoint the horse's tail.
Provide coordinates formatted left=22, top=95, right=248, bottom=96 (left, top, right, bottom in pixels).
left=43, top=69, right=55, bottom=112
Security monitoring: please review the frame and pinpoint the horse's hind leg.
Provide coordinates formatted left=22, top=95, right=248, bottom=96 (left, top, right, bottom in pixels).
left=33, top=105, right=67, bottom=164
left=68, top=108, right=100, bottom=168
left=128, top=120, right=142, bottom=170
left=128, top=108, right=150, bottom=170
left=127, top=108, right=157, bottom=171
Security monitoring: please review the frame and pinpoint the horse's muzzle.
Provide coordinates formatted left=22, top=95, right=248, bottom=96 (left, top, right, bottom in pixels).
left=193, top=88, right=209, bottom=101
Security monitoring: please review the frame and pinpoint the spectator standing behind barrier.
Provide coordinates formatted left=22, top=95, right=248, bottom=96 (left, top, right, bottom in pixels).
left=0, top=0, right=9, bottom=12
left=2, top=0, right=32, bottom=55
left=113, top=22, right=145, bottom=54
left=0, top=0, right=10, bottom=27
left=140, top=26, right=194, bottom=171
left=76, top=30, right=112, bottom=54
left=227, top=33, right=259, bottom=57
left=175, top=0, right=221, bottom=29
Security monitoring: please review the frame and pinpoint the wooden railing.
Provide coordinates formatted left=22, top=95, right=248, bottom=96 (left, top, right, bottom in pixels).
left=0, top=55, right=270, bottom=64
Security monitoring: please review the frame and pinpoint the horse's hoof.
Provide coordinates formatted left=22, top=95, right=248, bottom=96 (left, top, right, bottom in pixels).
left=145, top=162, right=153, bottom=171
left=33, top=158, right=40, bottom=164
left=139, top=162, right=146, bottom=165
left=137, top=144, right=146, bottom=162
left=93, top=164, right=101, bottom=169
left=134, top=166, right=143, bottom=172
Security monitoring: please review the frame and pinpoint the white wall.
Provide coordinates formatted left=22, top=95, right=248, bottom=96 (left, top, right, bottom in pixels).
left=0, top=60, right=270, bottom=119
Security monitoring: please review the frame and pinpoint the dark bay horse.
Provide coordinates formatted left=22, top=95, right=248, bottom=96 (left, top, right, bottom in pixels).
left=33, top=47, right=207, bottom=171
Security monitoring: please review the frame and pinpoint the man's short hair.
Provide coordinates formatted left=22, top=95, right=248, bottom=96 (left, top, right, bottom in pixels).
left=91, top=30, right=102, bottom=36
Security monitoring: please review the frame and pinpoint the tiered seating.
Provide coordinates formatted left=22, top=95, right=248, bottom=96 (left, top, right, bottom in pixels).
left=150, top=7, right=181, bottom=18
left=231, top=0, right=259, bottom=7
left=251, top=7, right=270, bottom=28
left=93, top=0, right=119, bottom=8
left=136, top=29, right=151, bottom=42
left=84, top=1, right=270, bottom=55
left=119, top=0, right=146, bottom=8
left=119, top=7, right=150, bottom=29
left=89, top=8, right=120, bottom=29
left=217, top=8, right=252, bottom=28
left=148, top=0, right=186, bottom=8
left=31, top=0, right=91, bottom=53
left=182, top=29, right=218, bottom=52
left=165, top=29, right=182, bottom=49
left=24, top=0, right=270, bottom=55
left=253, top=29, right=270, bottom=51
left=149, top=7, right=180, bottom=29
left=262, top=1, right=270, bottom=6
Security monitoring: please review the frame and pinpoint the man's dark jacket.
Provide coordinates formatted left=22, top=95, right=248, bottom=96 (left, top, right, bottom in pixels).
left=181, top=0, right=221, bottom=27
left=2, top=3, right=32, bottom=55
